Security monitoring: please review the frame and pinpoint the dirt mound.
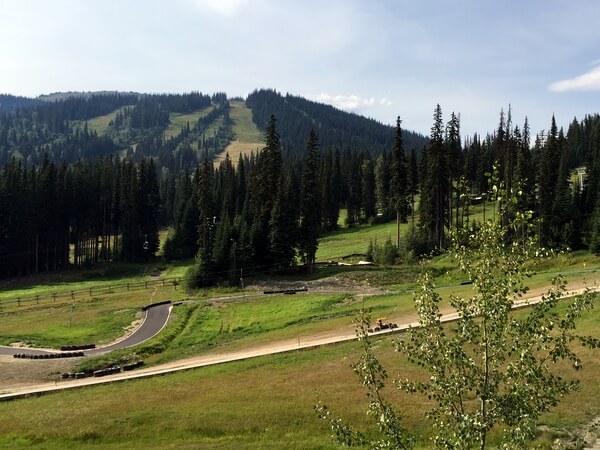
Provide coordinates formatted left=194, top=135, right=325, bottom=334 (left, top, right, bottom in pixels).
left=247, top=275, right=386, bottom=295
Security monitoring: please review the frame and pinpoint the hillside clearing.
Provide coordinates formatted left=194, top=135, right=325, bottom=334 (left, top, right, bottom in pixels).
left=215, top=100, right=263, bottom=163
left=70, top=106, right=131, bottom=136
left=164, top=106, right=214, bottom=139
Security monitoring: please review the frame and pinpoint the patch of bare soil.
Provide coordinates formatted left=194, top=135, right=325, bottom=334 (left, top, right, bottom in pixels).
left=0, top=356, right=77, bottom=392
left=539, top=416, right=600, bottom=449
left=247, top=275, right=387, bottom=295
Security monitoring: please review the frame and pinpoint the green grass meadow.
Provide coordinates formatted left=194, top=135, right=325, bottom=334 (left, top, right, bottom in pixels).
left=316, top=201, right=492, bottom=261
left=229, top=100, right=263, bottom=143
left=76, top=106, right=132, bottom=136
left=1, top=300, right=600, bottom=449
left=164, top=106, right=215, bottom=139
left=215, top=101, right=264, bottom=164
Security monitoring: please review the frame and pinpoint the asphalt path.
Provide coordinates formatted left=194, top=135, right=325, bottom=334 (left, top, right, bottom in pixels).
left=87, top=302, right=172, bottom=356
left=0, top=302, right=172, bottom=357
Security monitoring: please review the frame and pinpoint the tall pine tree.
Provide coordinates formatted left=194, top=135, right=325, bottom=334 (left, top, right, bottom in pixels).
left=420, top=105, right=450, bottom=249
left=298, top=129, right=322, bottom=268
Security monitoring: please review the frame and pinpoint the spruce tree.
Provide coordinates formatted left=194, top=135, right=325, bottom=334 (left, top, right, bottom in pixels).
left=538, top=116, right=560, bottom=246
left=513, top=121, right=534, bottom=211
left=550, top=129, right=575, bottom=247
left=298, top=129, right=322, bottom=268
left=420, top=105, right=450, bottom=249
left=360, top=156, right=376, bottom=221
left=407, top=148, right=419, bottom=226
left=390, top=117, right=409, bottom=230
left=251, top=114, right=282, bottom=229
left=374, top=152, right=391, bottom=218
left=345, top=155, right=362, bottom=227
left=247, top=114, right=283, bottom=267
left=321, top=149, right=341, bottom=231
left=445, top=112, right=461, bottom=229
left=142, top=158, right=160, bottom=256
left=269, top=174, right=297, bottom=271
left=189, top=159, right=215, bottom=287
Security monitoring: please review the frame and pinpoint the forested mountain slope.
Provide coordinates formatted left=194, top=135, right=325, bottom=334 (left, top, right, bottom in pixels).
left=246, top=88, right=428, bottom=156
left=0, top=89, right=427, bottom=168
left=0, top=94, right=43, bottom=112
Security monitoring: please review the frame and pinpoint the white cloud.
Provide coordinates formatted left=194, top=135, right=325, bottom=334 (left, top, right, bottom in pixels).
left=184, top=0, right=249, bottom=15
left=549, top=65, right=600, bottom=92
left=379, top=97, right=393, bottom=107
left=311, top=93, right=392, bottom=111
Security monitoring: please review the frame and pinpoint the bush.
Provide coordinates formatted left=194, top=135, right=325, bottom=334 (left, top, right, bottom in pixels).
left=403, top=225, right=434, bottom=258
left=366, top=237, right=398, bottom=265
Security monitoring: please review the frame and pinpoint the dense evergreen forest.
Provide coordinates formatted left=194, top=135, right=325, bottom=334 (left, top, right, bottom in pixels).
left=1, top=90, right=600, bottom=284
left=246, top=88, right=428, bottom=156
left=0, top=94, right=43, bottom=112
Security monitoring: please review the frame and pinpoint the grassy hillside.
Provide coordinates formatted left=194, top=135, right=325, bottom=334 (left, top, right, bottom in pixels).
left=317, top=200, right=492, bottom=261
left=215, top=100, right=264, bottom=163
left=164, top=106, right=215, bottom=139
left=87, top=107, right=127, bottom=135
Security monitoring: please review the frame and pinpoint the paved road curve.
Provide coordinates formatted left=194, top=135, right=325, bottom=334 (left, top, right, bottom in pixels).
left=87, top=302, right=172, bottom=356
left=0, top=302, right=172, bottom=357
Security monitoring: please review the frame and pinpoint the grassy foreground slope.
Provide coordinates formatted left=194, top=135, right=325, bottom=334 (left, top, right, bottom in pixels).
left=2, top=216, right=600, bottom=447
left=1, top=302, right=599, bottom=449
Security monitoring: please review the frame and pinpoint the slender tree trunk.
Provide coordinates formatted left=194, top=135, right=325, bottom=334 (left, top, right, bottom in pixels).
left=396, top=210, right=400, bottom=248
left=481, top=320, right=489, bottom=450
left=411, top=194, right=415, bottom=228
left=35, top=233, right=39, bottom=274
left=456, top=183, right=460, bottom=229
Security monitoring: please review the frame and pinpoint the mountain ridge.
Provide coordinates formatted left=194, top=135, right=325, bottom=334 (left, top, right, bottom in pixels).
left=0, top=89, right=427, bottom=168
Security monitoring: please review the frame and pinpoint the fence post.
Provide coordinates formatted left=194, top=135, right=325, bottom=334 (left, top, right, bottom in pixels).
left=36, top=295, right=39, bottom=304
left=53, top=293, right=57, bottom=302
left=71, top=291, right=74, bottom=299
left=145, top=281, right=148, bottom=288
left=17, top=297, right=21, bottom=306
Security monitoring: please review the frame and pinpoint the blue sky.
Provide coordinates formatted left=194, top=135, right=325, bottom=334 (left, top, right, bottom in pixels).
left=1, top=0, right=599, bottom=138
